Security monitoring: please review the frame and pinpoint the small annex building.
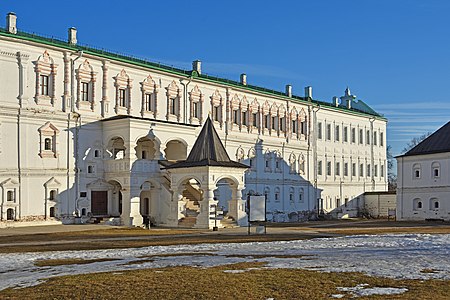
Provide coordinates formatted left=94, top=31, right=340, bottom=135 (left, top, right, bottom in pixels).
left=396, top=121, right=450, bottom=221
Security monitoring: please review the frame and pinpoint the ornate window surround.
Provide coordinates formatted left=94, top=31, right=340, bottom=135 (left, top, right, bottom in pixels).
left=189, top=85, right=203, bottom=124
left=114, top=69, right=133, bottom=114
left=76, top=59, right=97, bottom=111
left=33, top=50, right=58, bottom=106
left=140, top=75, right=158, bottom=118
left=165, top=80, right=182, bottom=122
left=38, top=122, right=59, bottom=158
left=210, top=90, right=223, bottom=127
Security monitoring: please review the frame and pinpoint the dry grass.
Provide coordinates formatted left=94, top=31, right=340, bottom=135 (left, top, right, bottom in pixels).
left=0, top=262, right=448, bottom=300
left=34, top=258, right=119, bottom=267
left=0, top=234, right=314, bottom=254
left=0, top=228, right=198, bottom=244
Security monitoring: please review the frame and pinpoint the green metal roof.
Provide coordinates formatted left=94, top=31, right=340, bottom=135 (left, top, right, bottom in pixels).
left=0, top=27, right=386, bottom=120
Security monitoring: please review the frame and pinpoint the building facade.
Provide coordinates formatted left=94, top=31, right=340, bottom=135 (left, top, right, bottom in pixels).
left=396, top=122, right=450, bottom=221
left=0, top=13, right=387, bottom=228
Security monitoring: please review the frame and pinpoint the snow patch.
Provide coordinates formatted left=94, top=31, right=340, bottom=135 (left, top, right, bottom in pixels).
left=337, top=284, right=408, bottom=297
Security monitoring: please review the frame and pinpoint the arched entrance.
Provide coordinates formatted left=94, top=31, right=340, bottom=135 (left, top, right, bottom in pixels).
left=165, top=139, right=187, bottom=161
left=135, top=137, right=157, bottom=160
left=107, top=137, right=126, bottom=160
left=108, top=180, right=123, bottom=217
left=214, top=177, right=243, bottom=227
left=177, top=178, right=202, bottom=227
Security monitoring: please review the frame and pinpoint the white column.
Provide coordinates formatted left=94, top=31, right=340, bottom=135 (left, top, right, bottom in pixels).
left=228, top=186, right=248, bottom=226
left=195, top=187, right=218, bottom=229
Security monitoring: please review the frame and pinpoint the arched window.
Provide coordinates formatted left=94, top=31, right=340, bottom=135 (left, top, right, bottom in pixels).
left=413, top=163, right=421, bottom=179
left=274, top=187, right=280, bottom=202
left=6, top=208, right=14, bottom=220
left=81, top=208, right=87, bottom=216
left=298, top=188, right=304, bottom=203
left=49, top=190, right=56, bottom=200
left=413, top=198, right=422, bottom=210
left=49, top=207, right=55, bottom=218
left=289, top=188, right=294, bottom=204
left=434, top=201, right=439, bottom=209
left=429, top=198, right=439, bottom=210
left=87, top=165, right=95, bottom=174
left=94, top=150, right=100, bottom=158
left=432, top=162, right=440, bottom=178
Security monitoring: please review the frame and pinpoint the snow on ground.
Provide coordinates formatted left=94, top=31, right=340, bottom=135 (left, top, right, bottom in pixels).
left=0, top=234, right=449, bottom=291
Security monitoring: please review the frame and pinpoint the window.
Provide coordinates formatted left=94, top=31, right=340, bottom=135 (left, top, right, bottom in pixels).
left=335, top=125, right=340, bottom=141
left=359, top=129, right=363, bottom=144
left=274, top=188, right=280, bottom=202
left=81, top=82, right=89, bottom=101
left=7, top=191, right=14, bottom=202
left=351, top=128, right=356, bottom=143
left=193, top=102, right=199, bottom=119
left=352, top=163, right=356, bottom=177
left=289, top=192, right=294, bottom=203
left=417, top=201, right=422, bottom=209
left=170, top=97, right=177, bottom=115
left=335, top=162, right=340, bottom=176
left=373, top=132, right=377, bottom=145
left=233, top=110, right=239, bottom=124
left=292, top=120, right=297, bottom=133
left=40, top=74, right=49, bottom=96
left=264, top=115, right=269, bottom=129
left=119, top=89, right=126, bottom=107
left=318, top=161, right=323, bottom=176
left=300, top=121, right=307, bottom=135
left=145, top=94, right=153, bottom=111
left=44, top=138, right=52, bottom=151
left=298, top=189, right=304, bottom=202
left=344, top=162, right=348, bottom=176
left=94, top=150, right=100, bottom=158
left=434, top=201, right=439, bottom=209
left=87, top=165, right=95, bottom=174
left=253, top=113, right=258, bottom=127
left=326, top=124, right=331, bottom=140
left=317, top=122, right=322, bottom=139
left=343, top=127, right=348, bottom=142
left=380, top=132, right=384, bottom=146
left=242, top=111, right=248, bottom=126
left=271, top=116, right=276, bottom=130
left=326, top=161, right=332, bottom=176
left=367, top=164, right=371, bottom=177
left=213, top=106, right=220, bottom=122
left=359, top=164, right=364, bottom=177
left=39, top=122, right=59, bottom=158
left=374, top=165, right=378, bottom=177
left=413, top=163, right=421, bottom=179
left=280, top=117, right=285, bottom=132
left=381, top=165, right=384, bottom=177
left=366, top=130, right=370, bottom=145
left=432, top=162, right=440, bottom=178
left=49, top=207, right=55, bottom=218
left=141, top=150, right=147, bottom=159
left=430, top=198, right=439, bottom=210
left=49, top=190, right=56, bottom=201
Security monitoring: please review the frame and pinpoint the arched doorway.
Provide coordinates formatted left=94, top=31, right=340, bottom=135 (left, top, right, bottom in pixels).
left=107, top=137, right=126, bottom=160
left=177, top=178, right=202, bottom=227
left=6, top=208, right=14, bottom=220
left=108, top=180, right=123, bottom=217
left=214, top=177, right=242, bottom=227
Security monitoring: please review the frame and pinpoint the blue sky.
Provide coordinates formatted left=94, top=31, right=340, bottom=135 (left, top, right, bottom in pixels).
left=2, top=0, right=450, bottom=156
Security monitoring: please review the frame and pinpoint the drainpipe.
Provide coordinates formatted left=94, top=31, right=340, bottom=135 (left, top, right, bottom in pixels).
left=74, top=113, right=81, bottom=217
left=369, top=117, right=375, bottom=191
left=71, top=50, right=83, bottom=112
left=311, top=104, right=321, bottom=214
left=16, top=52, right=25, bottom=220
left=180, top=76, right=192, bottom=124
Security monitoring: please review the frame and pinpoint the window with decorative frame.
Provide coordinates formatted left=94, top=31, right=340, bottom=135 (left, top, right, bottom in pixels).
left=189, top=85, right=203, bottom=124
left=351, top=127, right=356, bottom=143
left=210, top=90, right=223, bottom=127
left=114, top=69, right=133, bottom=114
left=76, top=59, right=96, bottom=111
left=140, top=74, right=158, bottom=118
left=33, top=50, right=58, bottom=106
left=166, top=80, right=182, bottom=121
left=38, top=122, right=59, bottom=158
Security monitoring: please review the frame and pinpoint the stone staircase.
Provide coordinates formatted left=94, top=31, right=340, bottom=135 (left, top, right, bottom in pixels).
left=178, top=189, right=200, bottom=227
left=220, top=215, right=238, bottom=228
left=178, top=216, right=197, bottom=228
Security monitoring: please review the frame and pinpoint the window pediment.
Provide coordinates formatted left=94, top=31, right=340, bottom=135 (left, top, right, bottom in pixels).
left=38, top=122, right=60, bottom=135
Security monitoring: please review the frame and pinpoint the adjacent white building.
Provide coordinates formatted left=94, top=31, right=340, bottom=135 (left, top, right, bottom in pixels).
left=0, top=13, right=387, bottom=228
left=396, top=122, right=450, bottom=221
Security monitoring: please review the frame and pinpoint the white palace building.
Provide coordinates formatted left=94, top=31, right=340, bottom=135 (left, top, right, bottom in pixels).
left=0, top=13, right=387, bottom=228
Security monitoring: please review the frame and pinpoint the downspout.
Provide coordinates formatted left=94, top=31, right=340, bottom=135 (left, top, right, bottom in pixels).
left=180, top=76, right=192, bottom=124
left=71, top=50, right=83, bottom=217
left=282, top=142, right=285, bottom=213
left=16, top=52, right=24, bottom=220
left=311, top=104, right=321, bottom=214
left=369, top=117, right=375, bottom=191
